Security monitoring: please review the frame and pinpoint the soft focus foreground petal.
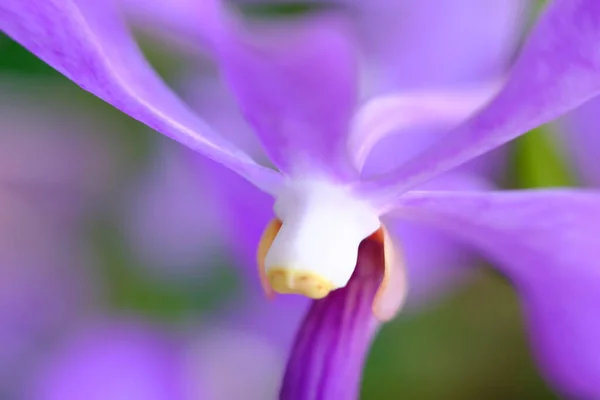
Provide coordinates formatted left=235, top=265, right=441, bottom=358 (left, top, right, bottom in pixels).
left=0, top=0, right=281, bottom=194
left=362, top=0, right=600, bottom=211
left=207, top=9, right=359, bottom=178
left=280, top=239, right=382, bottom=400
left=557, top=97, right=600, bottom=187
left=352, top=0, right=527, bottom=92
left=29, top=323, right=190, bottom=400
left=394, top=189, right=600, bottom=398
left=349, top=81, right=502, bottom=171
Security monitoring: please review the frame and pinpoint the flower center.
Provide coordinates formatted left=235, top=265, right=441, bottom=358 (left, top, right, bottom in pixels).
left=257, top=180, right=380, bottom=299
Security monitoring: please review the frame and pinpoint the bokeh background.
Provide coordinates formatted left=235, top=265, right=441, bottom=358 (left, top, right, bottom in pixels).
left=0, top=1, right=579, bottom=399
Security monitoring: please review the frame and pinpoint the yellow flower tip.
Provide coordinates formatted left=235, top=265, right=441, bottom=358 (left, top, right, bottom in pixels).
left=267, top=268, right=333, bottom=299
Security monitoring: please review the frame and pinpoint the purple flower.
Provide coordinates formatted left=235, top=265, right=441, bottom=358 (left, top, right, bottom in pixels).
left=120, top=0, right=516, bottom=306
left=3, top=0, right=600, bottom=399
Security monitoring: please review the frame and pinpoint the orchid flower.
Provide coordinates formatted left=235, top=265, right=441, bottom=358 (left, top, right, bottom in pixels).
left=120, top=0, right=524, bottom=308
left=2, top=0, right=600, bottom=399
left=120, top=6, right=515, bottom=389
left=119, top=0, right=519, bottom=356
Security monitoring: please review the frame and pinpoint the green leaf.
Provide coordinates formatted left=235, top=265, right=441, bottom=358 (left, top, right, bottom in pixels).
left=509, top=125, right=577, bottom=189
left=237, top=2, right=331, bottom=18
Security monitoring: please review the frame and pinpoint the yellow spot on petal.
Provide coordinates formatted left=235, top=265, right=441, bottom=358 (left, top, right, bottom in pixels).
left=267, top=268, right=333, bottom=299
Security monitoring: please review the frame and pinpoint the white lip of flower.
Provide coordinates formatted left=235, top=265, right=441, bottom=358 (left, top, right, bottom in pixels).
left=258, top=179, right=381, bottom=299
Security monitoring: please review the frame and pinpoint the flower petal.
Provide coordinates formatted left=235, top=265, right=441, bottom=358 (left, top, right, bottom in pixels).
left=181, top=66, right=267, bottom=160
left=361, top=0, right=600, bottom=210
left=206, top=10, right=359, bottom=178
left=121, top=0, right=209, bottom=53
left=394, top=189, right=600, bottom=399
left=280, top=238, right=382, bottom=400
left=352, top=0, right=528, bottom=92
left=557, top=97, right=600, bottom=187
left=0, top=0, right=281, bottom=193
left=383, top=172, right=492, bottom=306
left=349, top=81, right=502, bottom=171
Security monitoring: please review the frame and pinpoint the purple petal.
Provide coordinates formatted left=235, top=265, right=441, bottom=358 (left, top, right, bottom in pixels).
left=352, top=0, right=528, bottom=92
left=182, top=67, right=267, bottom=160
left=208, top=12, right=360, bottom=178
left=350, top=81, right=502, bottom=172
left=348, top=0, right=524, bottom=181
left=383, top=173, right=492, bottom=306
left=392, top=220, right=474, bottom=306
left=280, top=238, right=382, bottom=400
left=0, top=0, right=281, bottom=193
left=29, top=322, right=190, bottom=400
left=121, top=0, right=210, bottom=53
left=394, top=189, right=600, bottom=399
left=361, top=0, right=600, bottom=210
left=557, top=96, right=600, bottom=187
